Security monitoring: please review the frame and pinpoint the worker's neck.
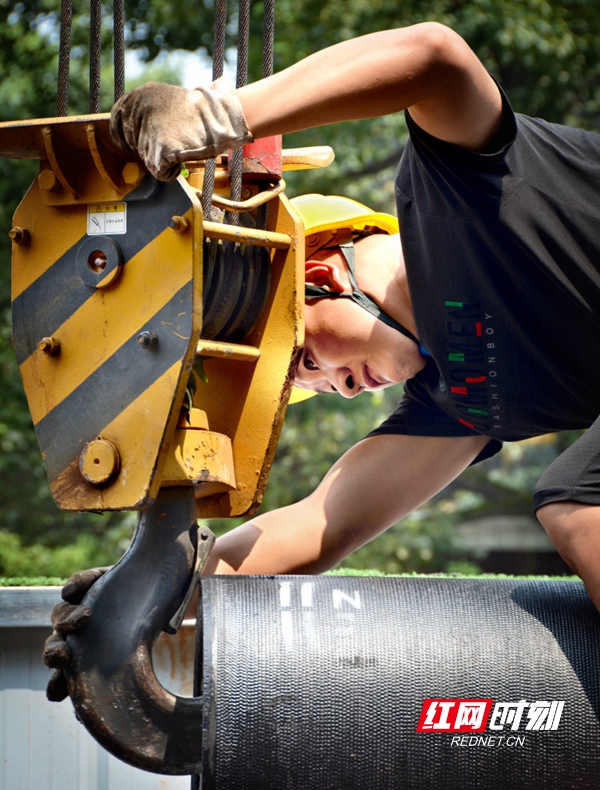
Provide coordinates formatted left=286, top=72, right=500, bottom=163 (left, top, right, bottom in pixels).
left=352, top=233, right=417, bottom=337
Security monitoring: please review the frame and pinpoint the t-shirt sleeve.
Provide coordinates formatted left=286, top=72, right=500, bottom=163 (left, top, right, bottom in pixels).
left=368, top=381, right=503, bottom=466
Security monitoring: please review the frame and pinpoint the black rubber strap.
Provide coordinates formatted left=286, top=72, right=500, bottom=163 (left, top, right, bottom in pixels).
left=305, top=241, right=420, bottom=344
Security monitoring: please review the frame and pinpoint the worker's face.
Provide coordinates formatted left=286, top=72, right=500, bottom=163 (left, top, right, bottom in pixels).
left=295, top=250, right=425, bottom=398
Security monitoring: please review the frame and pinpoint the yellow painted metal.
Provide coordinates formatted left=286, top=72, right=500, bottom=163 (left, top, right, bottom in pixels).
left=209, top=179, right=285, bottom=211
left=161, top=412, right=236, bottom=494
left=0, top=114, right=136, bottom=207
left=202, top=220, right=291, bottom=249
left=79, top=438, right=121, bottom=487
left=17, top=206, right=199, bottom=426
left=1, top=113, right=311, bottom=517
left=193, top=192, right=304, bottom=518
left=9, top=123, right=204, bottom=509
left=197, top=340, right=261, bottom=362
left=50, top=360, right=190, bottom=511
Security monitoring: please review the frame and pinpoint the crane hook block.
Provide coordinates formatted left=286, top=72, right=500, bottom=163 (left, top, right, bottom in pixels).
left=2, top=115, right=307, bottom=516
left=9, top=117, right=203, bottom=511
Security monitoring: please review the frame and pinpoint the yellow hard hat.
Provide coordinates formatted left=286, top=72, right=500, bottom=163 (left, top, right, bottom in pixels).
left=290, top=193, right=398, bottom=237
left=287, top=194, right=399, bottom=405
left=288, top=386, right=317, bottom=404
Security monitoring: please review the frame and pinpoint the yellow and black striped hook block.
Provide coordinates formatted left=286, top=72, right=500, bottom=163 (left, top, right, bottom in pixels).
left=0, top=115, right=308, bottom=517
left=5, top=114, right=207, bottom=511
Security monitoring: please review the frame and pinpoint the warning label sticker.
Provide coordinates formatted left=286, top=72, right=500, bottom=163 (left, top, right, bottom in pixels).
left=87, top=203, right=127, bottom=235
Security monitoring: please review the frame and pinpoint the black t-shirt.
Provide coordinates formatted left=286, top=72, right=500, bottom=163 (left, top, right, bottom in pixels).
left=371, top=87, right=600, bottom=461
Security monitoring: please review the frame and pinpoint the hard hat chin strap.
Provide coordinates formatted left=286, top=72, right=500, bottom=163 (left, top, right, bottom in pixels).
left=305, top=240, right=420, bottom=345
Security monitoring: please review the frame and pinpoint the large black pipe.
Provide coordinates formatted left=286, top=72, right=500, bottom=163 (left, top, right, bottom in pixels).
left=65, top=493, right=600, bottom=786
left=201, top=575, right=600, bottom=789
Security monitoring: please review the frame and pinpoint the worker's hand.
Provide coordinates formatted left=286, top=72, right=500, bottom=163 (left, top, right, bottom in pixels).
left=43, top=566, right=111, bottom=702
left=110, top=78, right=254, bottom=181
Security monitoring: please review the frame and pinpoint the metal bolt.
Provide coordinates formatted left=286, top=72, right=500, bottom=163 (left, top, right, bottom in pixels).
left=79, top=438, right=121, bottom=487
left=38, top=169, right=61, bottom=192
left=137, top=331, right=158, bottom=350
left=168, top=215, right=189, bottom=233
left=8, top=226, right=30, bottom=246
left=122, top=161, right=144, bottom=185
left=38, top=336, right=60, bottom=356
left=88, top=250, right=108, bottom=273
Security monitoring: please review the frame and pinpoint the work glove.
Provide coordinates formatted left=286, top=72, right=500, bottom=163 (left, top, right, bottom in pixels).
left=43, top=566, right=111, bottom=702
left=110, top=77, right=254, bottom=181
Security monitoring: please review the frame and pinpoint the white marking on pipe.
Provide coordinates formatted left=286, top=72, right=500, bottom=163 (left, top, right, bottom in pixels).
left=281, top=610, right=294, bottom=648
left=279, top=581, right=291, bottom=608
left=333, top=590, right=361, bottom=609
left=301, top=582, right=313, bottom=608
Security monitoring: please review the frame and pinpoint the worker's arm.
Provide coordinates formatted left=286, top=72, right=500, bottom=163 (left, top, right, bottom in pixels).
left=110, top=23, right=503, bottom=179
left=238, top=22, right=502, bottom=152
left=204, top=432, right=491, bottom=575
left=43, top=432, right=490, bottom=699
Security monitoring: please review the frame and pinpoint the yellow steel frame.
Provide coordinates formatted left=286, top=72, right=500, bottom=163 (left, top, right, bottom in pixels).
left=0, top=113, right=311, bottom=517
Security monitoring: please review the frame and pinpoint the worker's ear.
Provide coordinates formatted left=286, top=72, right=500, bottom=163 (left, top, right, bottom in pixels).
left=304, top=259, right=347, bottom=294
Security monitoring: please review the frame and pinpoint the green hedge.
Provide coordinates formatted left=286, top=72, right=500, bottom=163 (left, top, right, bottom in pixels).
left=0, top=571, right=579, bottom=586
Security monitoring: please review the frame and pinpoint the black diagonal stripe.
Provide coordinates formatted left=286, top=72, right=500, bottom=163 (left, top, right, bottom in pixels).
left=12, top=179, right=192, bottom=365
left=36, top=281, right=194, bottom=482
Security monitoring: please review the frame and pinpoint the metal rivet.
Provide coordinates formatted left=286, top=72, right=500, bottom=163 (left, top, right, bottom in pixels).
left=8, top=226, right=30, bottom=246
left=79, top=438, right=121, bottom=487
left=38, top=169, right=61, bottom=192
left=137, top=331, right=158, bottom=350
left=38, top=336, right=60, bottom=356
left=122, top=161, right=144, bottom=185
left=168, top=216, right=189, bottom=233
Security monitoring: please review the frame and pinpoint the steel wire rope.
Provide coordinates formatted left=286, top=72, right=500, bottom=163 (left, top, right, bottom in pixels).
left=113, top=0, right=125, bottom=101
left=226, top=0, right=251, bottom=228
left=257, top=0, right=276, bottom=230
left=57, top=0, right=72, bottom=115
left=89, top=0, right=102, bottom=113
left=200, top=0, right=228, bottom=218
left=262, top=0, right=275, bottom=78
left=221, top=0, right=250, bottom=321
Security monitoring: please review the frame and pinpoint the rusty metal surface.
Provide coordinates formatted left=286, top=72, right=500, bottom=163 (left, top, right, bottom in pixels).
left=242, top=135, right=283, bottom=179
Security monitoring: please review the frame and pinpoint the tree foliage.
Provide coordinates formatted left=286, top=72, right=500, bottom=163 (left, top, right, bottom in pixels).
left=124, top=0, right=600, bottom=208
left=0, top=0, right=593, bottom=576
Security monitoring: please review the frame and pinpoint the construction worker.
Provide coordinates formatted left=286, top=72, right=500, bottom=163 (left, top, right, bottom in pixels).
left=44, top=21, right=600, bottom=693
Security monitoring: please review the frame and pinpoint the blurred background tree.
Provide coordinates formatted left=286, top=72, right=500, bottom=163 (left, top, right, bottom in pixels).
left=0, top=0, right=591, bottom=577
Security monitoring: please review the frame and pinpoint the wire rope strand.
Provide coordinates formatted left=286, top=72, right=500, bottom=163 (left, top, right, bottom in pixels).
left=262, top=0, right=275, bottom=78
left=235, top=0, right=251, bottom=90
left=89, top=0, right=102, bottom=113
left=212, top=0, right=227, bottom=80
left=226, top=0, right=251, bottom=227
left=257, top=0, right=276, bottom=230
left=201, top=0, right=229, bottom=218
left=57, top=0, right=72, bottom=116
left=113, top=0, right=125, bottom=101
